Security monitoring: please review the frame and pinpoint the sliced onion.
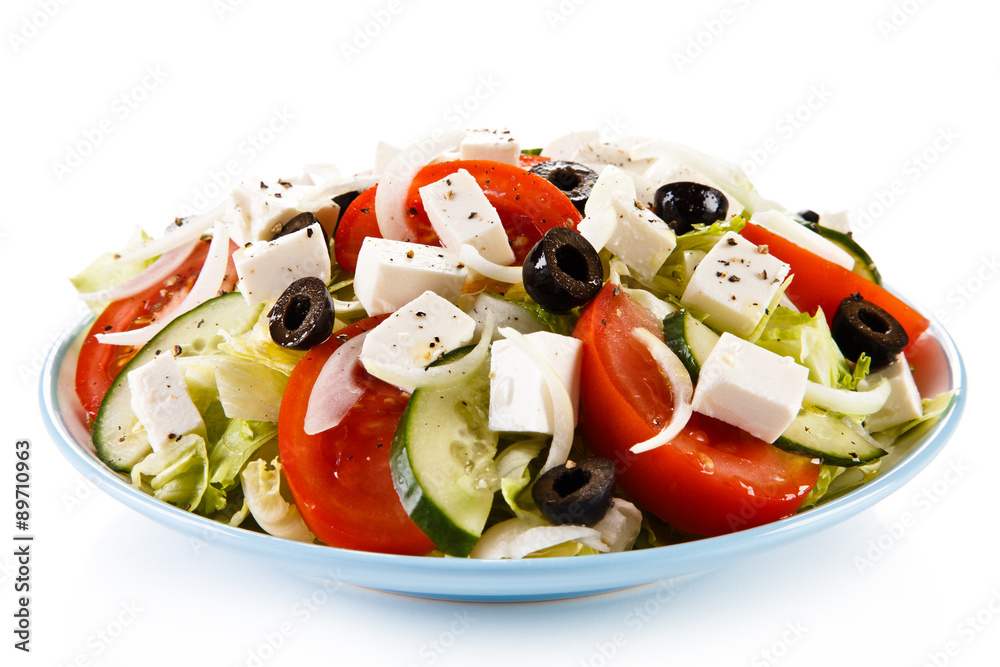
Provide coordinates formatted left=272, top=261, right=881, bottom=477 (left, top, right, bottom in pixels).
left=629, top=327, right=694, bottom=454
left=498, top=326, right=574, bottom=473
left=804, top=378, right=890, bottom=416
left=630, top=140, right=788, bottom=216
left=78, top=240, right=198, bottom=303
left=469, top=517, right=606, bottom=559
left=97, top=222, right=231, bottom=347
left=303, top=334, right=367, bottom=435
left=459, top=244, right=522, bottom=284
left=374, top=131, right=465, bottom=242
left=362, top=312, right=494, bottom=392
left=300, top=174, right=379, bottom=211
left=116, top=203, right=223, bottom=264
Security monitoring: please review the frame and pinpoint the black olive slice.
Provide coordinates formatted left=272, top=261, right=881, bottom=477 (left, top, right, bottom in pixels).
left=529, top=160, right=598, bottom=214
left=831, top=293, right=908, bottom=369
left=522, top=227, right=603, bottom=312
left=272, top=211, right=329, bottom=248
left=652, top=181, right=729, bottom=235
left=797, top=209, right=820, bottom=224
left=268, top=277, right=335, bottom=350
left=531, top=457, right=616, bottom=527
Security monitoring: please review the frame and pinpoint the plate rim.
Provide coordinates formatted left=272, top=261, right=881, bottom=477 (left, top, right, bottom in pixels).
left=41, top=293, right=967, bottom=601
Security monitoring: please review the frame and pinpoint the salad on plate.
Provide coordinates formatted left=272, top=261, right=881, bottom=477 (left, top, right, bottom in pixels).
left=67, top=128, right=956, bottom=559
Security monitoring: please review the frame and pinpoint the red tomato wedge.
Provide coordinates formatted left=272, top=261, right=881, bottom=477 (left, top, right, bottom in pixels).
left=333, top=160, right=581, bottom=272
left=333, top=185, right=379, bottom=272
left=74, top=238, right=238, bottom=423
left=740, top=221, right=930, bottom=349
left=278, top=316, right=435, bottom=555
left=574, top=284, right=822, bottom=536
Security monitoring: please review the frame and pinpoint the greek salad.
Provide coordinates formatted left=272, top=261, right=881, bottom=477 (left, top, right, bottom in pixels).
left=70, top=129, right=955, bottom=558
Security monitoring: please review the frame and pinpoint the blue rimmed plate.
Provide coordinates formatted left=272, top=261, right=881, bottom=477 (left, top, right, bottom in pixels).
left=41, top=297, right=965, bottom=602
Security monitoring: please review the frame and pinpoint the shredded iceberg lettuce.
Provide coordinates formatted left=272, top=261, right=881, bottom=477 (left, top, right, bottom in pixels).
left=130, top=434, right=210, bottom=512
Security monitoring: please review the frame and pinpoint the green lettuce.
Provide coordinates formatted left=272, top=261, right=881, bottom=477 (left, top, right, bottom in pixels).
left=130, top=435, right=210, bottom=512
left=757, top=306, right=863, bottom=390
left=241, top=458, right=315, bottom=542
left=69, top=228, right=155, bottom=314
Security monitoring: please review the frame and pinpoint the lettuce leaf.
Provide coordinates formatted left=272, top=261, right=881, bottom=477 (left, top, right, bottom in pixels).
left=241, top=458, right=316, bottom=542
left=130, top=434, right=209, bottom=511
left=757, top=306, right=861, bottom=390
left=69, top=228, right=155, bottom=315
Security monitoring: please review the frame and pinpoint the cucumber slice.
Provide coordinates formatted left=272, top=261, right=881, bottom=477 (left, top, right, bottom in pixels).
left=93, top=293, right=265, bottom=472
left=662, top=310, right=720, bottom=384
left=390, top=347, right=498, bottom=557
left=774, top=409, right=887, bottom=467
left=811, top=224, right=882, bottom=285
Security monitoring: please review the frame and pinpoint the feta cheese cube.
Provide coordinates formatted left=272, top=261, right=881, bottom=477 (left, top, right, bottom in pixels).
left=127, top=352, right=205, bottom=452
left=221, top=182, right=303, bottom=248
left=681, top=231, right=790, bottom=337
left=489, top=331, right=583, bottom=435
left=750, top=209, right=854, bottom=270
left=418, top=169, right=515, bottom=266
left=233, top=223, right=332, bottom=306
left=459, top=129, right=520, bottom=166
left=818, top=210, right=852, bottom=235
left=606, top=198, right=677, bottom=281
left=642, top=161, right=745, bottom=218
left=359, top=291, right=476, bottom=392
left=353, top=237, right=468, bottom=316
left=863, top=354, right=924, bottom=432
left=692, top=332, right=808, bottom=443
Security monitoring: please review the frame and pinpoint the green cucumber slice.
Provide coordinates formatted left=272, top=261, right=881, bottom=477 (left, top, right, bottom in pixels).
left=662, top=310, right=720, bottom=384
left=774, top=409, right=887, bottom=467
left=811, top=224, right=882, bottom=285
left=93, top=293, right=264, bottom=472
left=390, top=347, right=498, bottom=557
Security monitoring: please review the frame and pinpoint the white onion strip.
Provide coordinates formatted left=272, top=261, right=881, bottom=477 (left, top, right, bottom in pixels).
left=459, top=244, right=522, bottom=284
left=374, top=131, right=465, bottom=242
left=97, top=222, right=231, bottom=347
left=78, top=240, right=199, bottom=303
left=303, top=334, right=367, bottom=435
left=804, top=378, right=890, bottom=416
left=498, top=326, right=575, bottom=474
left=116, top=203, right=223, bottom=264
left=362, top=313, right=494, bottom=392
left=629, top=328, right=694, bottom=454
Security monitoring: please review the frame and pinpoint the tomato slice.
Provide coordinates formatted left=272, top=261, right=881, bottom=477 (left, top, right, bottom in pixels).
left=406, top=160, right=581, bottom=262
left=574, top=284, right=821, bottom=537
left=74, top=238, right=238, bottom=423
left=332, top=185, right=379, bottom=272
left=333, top=160, right=581, bottom=272
left=740, top=221, right=930, bottom=350
left=277, top=316, right=435, bottom=555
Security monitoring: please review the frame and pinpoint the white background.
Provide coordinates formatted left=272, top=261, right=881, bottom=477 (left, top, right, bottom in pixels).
left=2, top=0, right=998, bottom=665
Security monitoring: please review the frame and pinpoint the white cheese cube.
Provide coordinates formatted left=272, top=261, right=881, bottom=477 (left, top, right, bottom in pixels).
left=750, top=210, right=854, bottom=270
left=863, top=354, right=924, bottom=432
left=459, top=129, right=520, bottom=166
left=222, top=182, right=303, bottom=248
left=418, top=169, right=515, bottom=266
left=607, top=198, right=677, bottom=281
left=642, top=161, right=745, bottom=218
left=818, top=210, right=852, bottom=235
left=681, top=231, right=790, bottom=337
left=682, top=250, right=707, bottom=283
left=489, top=331, right=583, bottom=435
left=692, top=332, right=808, bottom=443
left=233, top=223, right=331, bottom=306
left=353, top=237, right=468, bottom=316
left=359, top=291, right=476, bottom=392
left=127, top=352, right=205, bottom=452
